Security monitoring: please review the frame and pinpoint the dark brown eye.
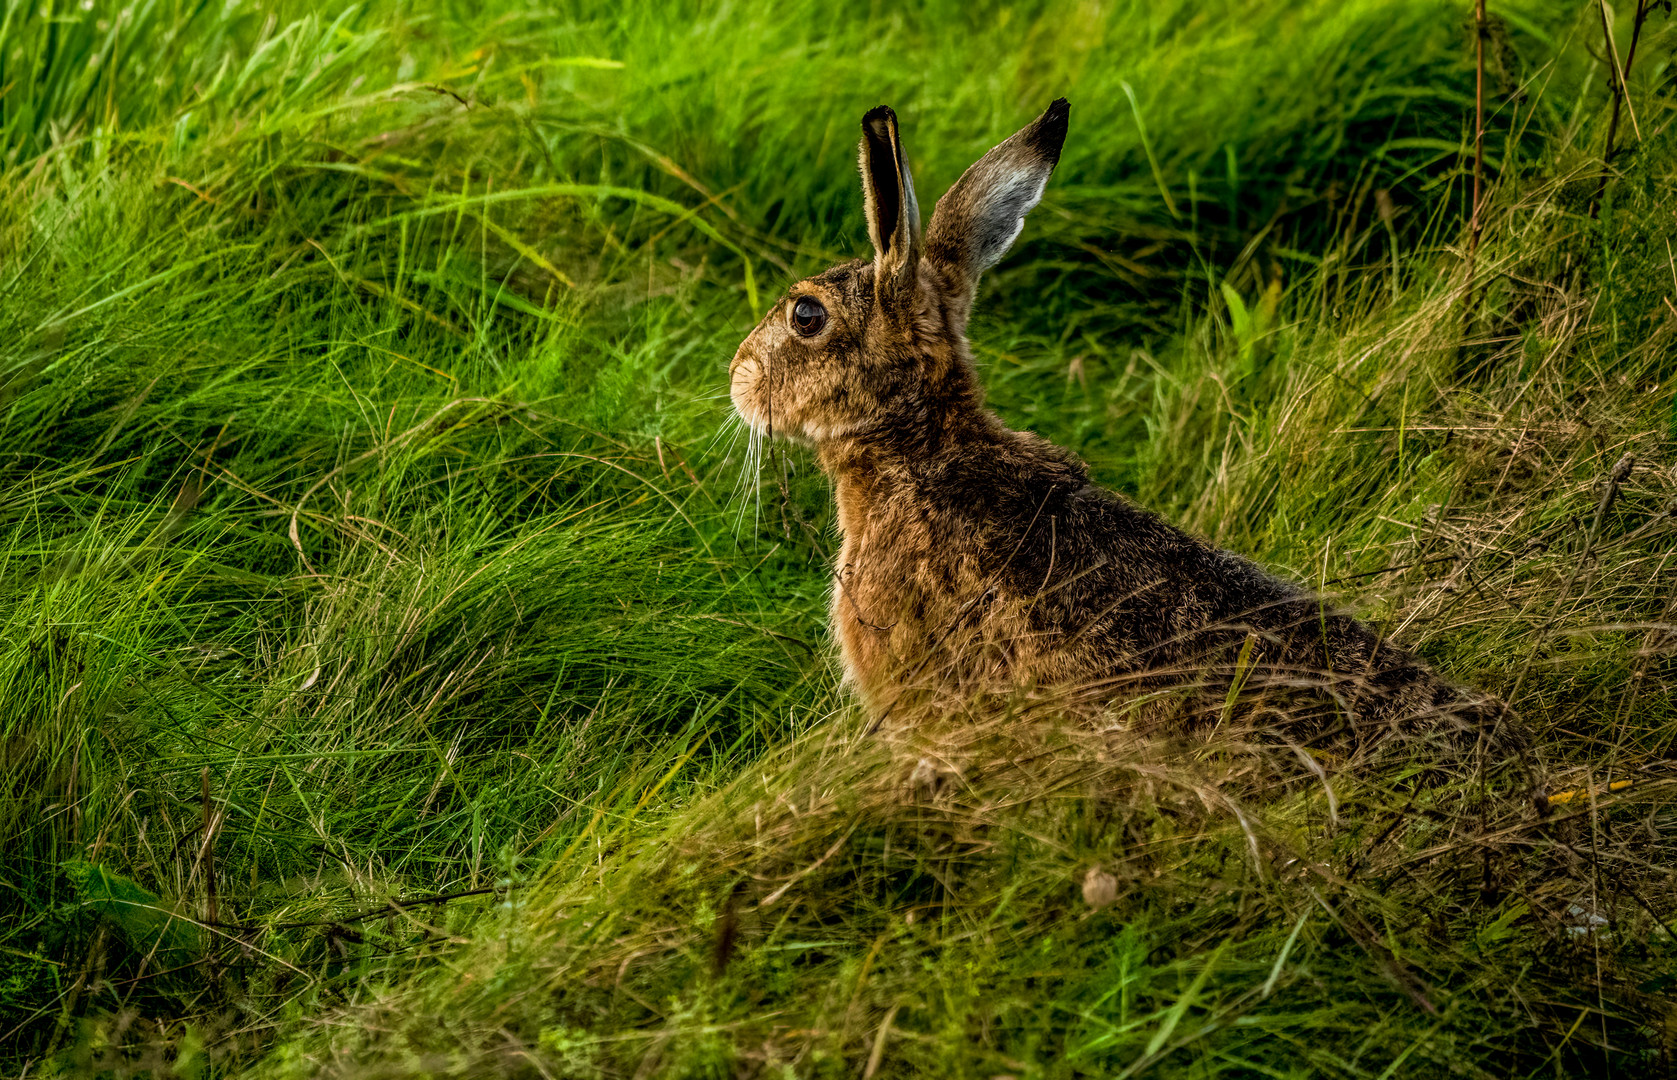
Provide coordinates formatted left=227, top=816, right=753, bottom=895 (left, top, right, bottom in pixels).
left=791, top=296, right=827, bottom=337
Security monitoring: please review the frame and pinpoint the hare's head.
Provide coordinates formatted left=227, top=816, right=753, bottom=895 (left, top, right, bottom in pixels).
left=730, top=100, right=1068, bottom=449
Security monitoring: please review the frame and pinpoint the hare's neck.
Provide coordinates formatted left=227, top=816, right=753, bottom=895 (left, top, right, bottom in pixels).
left=817, top=409, right=1010, bottom=538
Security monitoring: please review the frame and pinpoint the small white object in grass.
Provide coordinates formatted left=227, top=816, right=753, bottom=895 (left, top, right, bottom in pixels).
left=1082, top=866, right=1118, bottom=909
left=1564, top=902, right=1609, bottom=936
left=907, top=756, right=957, bottom=798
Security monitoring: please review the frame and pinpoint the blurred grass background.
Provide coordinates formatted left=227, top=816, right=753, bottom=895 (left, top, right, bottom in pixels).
left=1, top=0, right=1675, bottom=1075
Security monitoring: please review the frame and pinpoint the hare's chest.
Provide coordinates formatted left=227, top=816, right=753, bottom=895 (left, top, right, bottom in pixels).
left=827, top=512, right=988, bottom=709
left=829, top=529, right=903, bottom=706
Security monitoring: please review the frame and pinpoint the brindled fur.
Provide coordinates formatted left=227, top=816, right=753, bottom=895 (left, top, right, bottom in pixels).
left=730, top=99, right=1533, bottom=772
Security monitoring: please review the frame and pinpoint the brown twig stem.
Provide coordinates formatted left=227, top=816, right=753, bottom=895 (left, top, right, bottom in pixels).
left=201, top=767, right=219, bottom=931
left=1505, top=452, right=1635, bottom=711
left=1590, top=0, right=1652, bottom=219
left=1463, top=0, right=1488, bottom=332
left=1468, top=0, right=1487, bottom=261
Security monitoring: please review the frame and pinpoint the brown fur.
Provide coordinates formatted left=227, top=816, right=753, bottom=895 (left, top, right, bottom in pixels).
left=730, top=100, right=1529, bottom=766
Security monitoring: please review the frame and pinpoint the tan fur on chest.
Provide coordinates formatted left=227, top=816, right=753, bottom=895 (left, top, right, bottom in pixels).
left=829, top=474, right=909, bottom=709
left=828, top=474, right=1006, bottom=711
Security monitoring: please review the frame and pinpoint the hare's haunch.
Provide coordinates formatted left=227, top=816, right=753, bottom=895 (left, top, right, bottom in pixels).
left=731, top=100, right=1515, bottom=755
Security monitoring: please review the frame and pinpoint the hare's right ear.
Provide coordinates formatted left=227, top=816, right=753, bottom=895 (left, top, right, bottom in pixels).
left=859, top=105, right=922, bottom=311
left=925, top=98, right=1069, bottom=324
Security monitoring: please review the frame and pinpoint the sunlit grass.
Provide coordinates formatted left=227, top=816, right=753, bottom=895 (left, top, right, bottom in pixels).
left=1, top=0, right=1674, bottom=1076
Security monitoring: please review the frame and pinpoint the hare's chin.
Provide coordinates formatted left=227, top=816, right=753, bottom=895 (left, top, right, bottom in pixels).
left=733, top=411, right=857, bottom=447
left=798, top=420, right=864, bottom=443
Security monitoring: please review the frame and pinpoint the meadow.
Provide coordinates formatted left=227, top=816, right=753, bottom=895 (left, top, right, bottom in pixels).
left=1, top=0, right=1675, bottom=1075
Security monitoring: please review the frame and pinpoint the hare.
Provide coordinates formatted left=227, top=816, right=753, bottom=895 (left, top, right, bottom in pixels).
left=730, top=99, right=1525, bottom=764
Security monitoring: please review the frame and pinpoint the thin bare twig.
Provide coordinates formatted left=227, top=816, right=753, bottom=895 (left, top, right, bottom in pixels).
left=1589, top=0, right=1652, bottom=218
left=1469, top=0, right=1488, bottom=262
left=201, top=768, right=218, bottom=932
left=1464, top=0, right=1489, bottom=332
left=1505, top=452, right=1634, bottom=710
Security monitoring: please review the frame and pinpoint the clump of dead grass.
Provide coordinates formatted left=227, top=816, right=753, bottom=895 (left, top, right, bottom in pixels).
left=259, top=668, right=1660, bottom=1078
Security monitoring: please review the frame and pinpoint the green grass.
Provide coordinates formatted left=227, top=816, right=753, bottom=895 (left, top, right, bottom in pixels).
left=2, top=0, right=1676, bottom=1075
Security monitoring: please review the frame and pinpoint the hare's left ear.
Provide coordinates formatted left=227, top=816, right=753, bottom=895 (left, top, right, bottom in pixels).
left=925, top=98, right=1068, bottom=324
left=859, top=105, right=922, bottom=309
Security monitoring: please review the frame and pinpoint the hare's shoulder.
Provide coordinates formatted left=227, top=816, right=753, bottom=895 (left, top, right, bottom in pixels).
left=921, top=427, right=1308, bottom=622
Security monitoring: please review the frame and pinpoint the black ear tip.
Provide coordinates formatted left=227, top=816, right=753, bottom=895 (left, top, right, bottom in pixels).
left=862, top=104, right=898, bottom=137
left=1029, top=97, right=1071, bottom=162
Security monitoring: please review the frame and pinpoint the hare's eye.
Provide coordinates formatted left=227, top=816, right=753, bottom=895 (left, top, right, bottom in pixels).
left=791, top=296, right=828, bottom=337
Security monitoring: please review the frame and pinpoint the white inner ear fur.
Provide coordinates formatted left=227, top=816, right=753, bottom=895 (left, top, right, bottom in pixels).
left=973, top=167, right=1050, bottom=272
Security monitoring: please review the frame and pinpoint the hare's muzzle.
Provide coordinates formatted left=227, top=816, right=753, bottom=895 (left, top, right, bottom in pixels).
left=728, top=330, right=768, bottom=428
